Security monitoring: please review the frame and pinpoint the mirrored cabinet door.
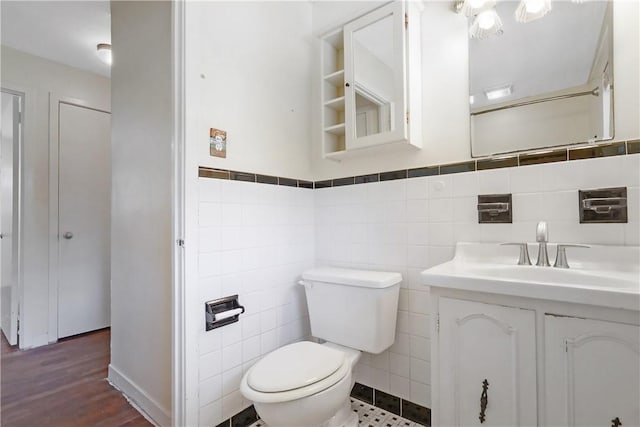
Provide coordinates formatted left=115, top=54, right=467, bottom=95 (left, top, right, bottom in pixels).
left=320, top=1, right=422, bottom=160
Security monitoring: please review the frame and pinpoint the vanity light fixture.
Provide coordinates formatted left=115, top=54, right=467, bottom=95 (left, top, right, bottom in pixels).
left=458, top=0, right=496, bottom=17
left=96, top=43, right=112, bottom=65
left=469, top=9, right=503, bottom=39
left=515, top=0, right=552, bottom=23
left=485, top=85, right=513, bottom=100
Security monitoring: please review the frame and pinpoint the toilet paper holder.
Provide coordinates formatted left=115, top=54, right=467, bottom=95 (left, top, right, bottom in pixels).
left=205, top=294, right=245, bottom=331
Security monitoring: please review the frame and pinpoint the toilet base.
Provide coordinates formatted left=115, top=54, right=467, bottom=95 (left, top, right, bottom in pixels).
left=321, top=399, right=358, bottom=427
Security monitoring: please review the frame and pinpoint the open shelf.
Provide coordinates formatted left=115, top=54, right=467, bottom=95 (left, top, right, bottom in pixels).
left=324, top=96, right=345, bottom=112
left=324, top=123, right=346, bottom=136
left=323, top=70, right=345, bottom=86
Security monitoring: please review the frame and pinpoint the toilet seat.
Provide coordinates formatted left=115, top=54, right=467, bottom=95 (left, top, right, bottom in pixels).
left=241, top=341, right=351, bottom=403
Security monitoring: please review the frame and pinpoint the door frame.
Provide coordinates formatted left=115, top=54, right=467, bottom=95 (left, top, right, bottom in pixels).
left=47, top=93, right=110, bottom=343
left=0, top=87, right=24, bottom=347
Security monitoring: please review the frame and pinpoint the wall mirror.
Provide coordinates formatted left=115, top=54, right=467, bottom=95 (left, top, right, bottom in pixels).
left=468, top=0, right=613, bottom=157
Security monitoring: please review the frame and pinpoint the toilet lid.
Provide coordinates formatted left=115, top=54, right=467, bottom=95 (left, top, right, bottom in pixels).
left=247, top=341, right=346, bottom=393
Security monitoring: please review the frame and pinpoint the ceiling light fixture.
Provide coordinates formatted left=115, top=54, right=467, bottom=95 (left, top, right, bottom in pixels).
left=515, top=0, right=552, bottom=23
left=485, top=85, right=513, bottom=100
left=459, top=0, right=496, bottom=17
left=469, top=9, right=503, bottom=39
left=96, top=43, right=112, bottom=65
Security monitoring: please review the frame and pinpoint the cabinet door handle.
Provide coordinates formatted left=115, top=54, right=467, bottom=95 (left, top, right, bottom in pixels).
left=345, top=82, right=350, bottom=87
left=479, top=379, right=489, bottom=423
left=611, top=417, right=622, bottom=427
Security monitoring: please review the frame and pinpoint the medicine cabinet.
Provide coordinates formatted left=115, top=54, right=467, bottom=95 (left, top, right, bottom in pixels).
left=320, top=1, right=422, bottom=160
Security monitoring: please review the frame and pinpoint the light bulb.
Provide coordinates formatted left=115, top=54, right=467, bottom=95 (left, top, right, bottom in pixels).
left=477, top=10, right=496, bottom=30
left=96, top=43, right=112, bottom=66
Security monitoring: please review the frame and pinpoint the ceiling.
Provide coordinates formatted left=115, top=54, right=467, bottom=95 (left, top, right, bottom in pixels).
left=469, top=0, right=608, bottom=109
left=1, top=1, right=111, bottom=77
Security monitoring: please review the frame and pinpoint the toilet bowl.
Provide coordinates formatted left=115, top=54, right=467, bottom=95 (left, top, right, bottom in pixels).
left=240, top=341, right=361, bottom=427
left=240, top=267, right=402, bottom=427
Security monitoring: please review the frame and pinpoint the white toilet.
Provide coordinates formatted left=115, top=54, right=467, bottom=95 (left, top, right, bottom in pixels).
left=240, top=267, right=401, bottom=427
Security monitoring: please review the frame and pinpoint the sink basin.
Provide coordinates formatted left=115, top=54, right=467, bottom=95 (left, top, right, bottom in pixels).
left=421, top=243, right=640, bottom=310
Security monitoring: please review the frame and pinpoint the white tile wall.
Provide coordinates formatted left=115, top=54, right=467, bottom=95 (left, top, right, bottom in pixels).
left=197, top=178, right=315, bottom=426
left=314, top=153, right=640, bottom=409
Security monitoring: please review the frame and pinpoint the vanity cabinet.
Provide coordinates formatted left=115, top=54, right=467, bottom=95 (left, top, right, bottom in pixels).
left=431, top=290, right=640, bottom=427
left=544, top=316, right=640, bottom=427
left=320, top=1, right=422, bottom=160
left=437, top=297, right=538, bottom=426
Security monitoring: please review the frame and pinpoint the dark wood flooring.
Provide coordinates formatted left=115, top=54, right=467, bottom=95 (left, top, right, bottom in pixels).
left=1, top=328, right=153, bottom=427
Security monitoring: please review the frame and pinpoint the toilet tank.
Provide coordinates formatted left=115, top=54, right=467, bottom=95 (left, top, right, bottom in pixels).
left=300, top=267, right=401, bottom=354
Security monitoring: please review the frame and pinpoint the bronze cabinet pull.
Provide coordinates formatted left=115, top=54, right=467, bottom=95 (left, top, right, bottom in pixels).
left=611, top=417, right=622, bottom=427
left=479, top=379, right=489, bottom=423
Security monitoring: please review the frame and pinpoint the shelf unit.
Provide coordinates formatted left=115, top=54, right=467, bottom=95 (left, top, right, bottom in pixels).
left=321, top=29, right=346, bottom=156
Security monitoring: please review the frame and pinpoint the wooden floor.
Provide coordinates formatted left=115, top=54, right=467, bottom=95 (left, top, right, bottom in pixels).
left=1, top=328, right=153, bottom=427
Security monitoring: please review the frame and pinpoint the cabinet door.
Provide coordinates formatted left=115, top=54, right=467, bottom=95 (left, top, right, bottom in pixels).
left=343, top=1, right=407, bottom=150
left=438, top=298, right=537, bottom=427
left=545, top=315, right=640, bottom=427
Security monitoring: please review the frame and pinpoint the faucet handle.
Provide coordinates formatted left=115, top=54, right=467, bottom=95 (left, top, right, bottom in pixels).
left=536, top=221, right=548, bottom=243
left=554, top=244, right=590, bottom=269
left=501, top=243, right=532, bottom=266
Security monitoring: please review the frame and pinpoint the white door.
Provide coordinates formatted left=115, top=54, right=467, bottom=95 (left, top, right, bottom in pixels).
left=545, top=315, right=640, bottom=427
left=0, top=91, right=20, bottom=346
left=438, top=297, right=537, bottom=427
left=57, top=102, right=111, bottom=338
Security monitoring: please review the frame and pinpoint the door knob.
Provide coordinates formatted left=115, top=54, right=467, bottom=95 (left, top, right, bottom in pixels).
left=63, top=232, right=74, bottom=239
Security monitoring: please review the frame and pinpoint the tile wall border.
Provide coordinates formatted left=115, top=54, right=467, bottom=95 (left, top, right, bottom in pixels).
left=199, top=139, right=640, bottom=189
left=215, top=383, right=431, bottom=427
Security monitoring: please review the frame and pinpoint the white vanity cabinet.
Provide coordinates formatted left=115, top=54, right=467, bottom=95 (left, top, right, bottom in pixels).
left=319, top=1, right=422, bottom=160
left=437, top=297, right=538, bottom=427
left=430, top=289, right=640, bottom=427
left=544, top=316, right=640, bottom=427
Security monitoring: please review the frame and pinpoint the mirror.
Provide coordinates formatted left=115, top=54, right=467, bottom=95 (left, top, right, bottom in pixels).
left=352, top=14, right=395, bottom=139
left=469, top=1, right=613, bottom=157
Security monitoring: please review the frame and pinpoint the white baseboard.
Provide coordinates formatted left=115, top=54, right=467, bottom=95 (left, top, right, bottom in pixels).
left=108, top=364, right=171, bottom=427
left=20, top=333, right=49, bottom=349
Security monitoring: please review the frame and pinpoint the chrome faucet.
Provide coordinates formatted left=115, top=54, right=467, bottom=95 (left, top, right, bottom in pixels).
left=536, top=221, right=550, bottom=267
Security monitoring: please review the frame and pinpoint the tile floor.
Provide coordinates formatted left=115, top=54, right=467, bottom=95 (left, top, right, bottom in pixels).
left=248, top=398, right=425, bottom=427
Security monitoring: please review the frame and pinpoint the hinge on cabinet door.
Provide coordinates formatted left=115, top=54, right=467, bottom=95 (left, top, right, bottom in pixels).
left=406, top=112, right=409, bottom=124
left=565, top=341, right=568, bottom=352
left=405, top=13, right=408, bottom=29
left=177, top=239, right=185, bottom=247
left=436, top=313, right=440, bottom=333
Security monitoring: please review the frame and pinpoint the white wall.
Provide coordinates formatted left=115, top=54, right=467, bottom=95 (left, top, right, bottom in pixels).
left=311, top=0, right=640, bottom=180
left=196, top=178, right=314, bottom=425
left=0, top=46, right=110, bottom=348
left=186, top=1, right=313, bottom=181
left=315, top=153, right=640, bottom=408
left=109, top=2, right=172, bottom=425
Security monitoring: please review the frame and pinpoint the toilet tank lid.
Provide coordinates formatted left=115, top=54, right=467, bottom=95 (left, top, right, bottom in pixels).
left=302, top=267, right=402, bottom=289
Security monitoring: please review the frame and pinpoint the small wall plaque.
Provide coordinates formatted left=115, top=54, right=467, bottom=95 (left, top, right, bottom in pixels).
left=477, top=194, right=512, bottom=223
left=209, top=128, right=227, bottom=158
left=579, top=187, right=627, bottom=223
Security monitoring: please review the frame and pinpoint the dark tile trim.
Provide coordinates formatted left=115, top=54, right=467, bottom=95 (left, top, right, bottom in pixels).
left=379, top=169, right=408, bottom=181
left=569, top=141, right=626, bottom=160
left=314, top=180, right=332, bottom=189
left=215, top=419, right=230, bottom=427
left=199, top=168, right=230, bottom=180
left=626, top=139, right=640, bottom=154
left=231, top=405, right=258, bottom=427
left=439, top=160, right=476, bottom=175
left=256, top=174, right=278, bottom=185
left=477, top=156, right=518, bottom=170
left=355, top=173, right=379, bottom=184
left=230, top=171, right=256, bottom=183
left=278, top=177, right=298, bottom=187
left=350, top=383, right=431, bottom=426
left=333, top=176, right=355, bottom=187
left=519, top=148, right=567, bottom=166
left=200, top=139, right=638, bottom=190
left=408, top=166, right=439, bottom=178
left=198, top=167, right=313, bottom=189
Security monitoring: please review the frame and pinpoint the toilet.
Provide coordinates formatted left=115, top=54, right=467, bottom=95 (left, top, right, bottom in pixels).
left=240, top=267, right=401, bottom=427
